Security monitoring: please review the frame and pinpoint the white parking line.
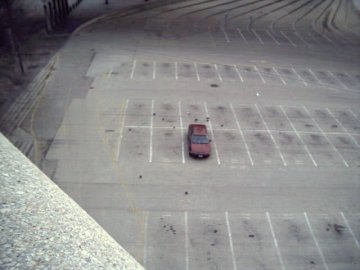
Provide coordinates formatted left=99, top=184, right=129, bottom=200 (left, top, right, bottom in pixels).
left=326, top=108, right=360, bottom=147
left=308, top=68, right=322, bottom=85
left=348, top=108, right=358, bottom=119
left=230, top=103, right=254, bottom=166
left=292, top=68, right=308, bottom=86
left=221, top=26, right=230, bottom=43
left=254, top=65, right=266, bottom=84
left=266, top=212, right=285, bottom=270
left=266, top=30, right=280, bottom=45
left=252, top=29, right=264, bottom=44
left=214, top=64, right=223, bottom=82
left=194, top=62, right=200, bottom=81
left=204, top=102, right=221, bottom=165
left=255, top=104, right=287, bottom=166
left=294, top=31, right=312, bottom=48
left=236, top=28, right=248, bottom=43
left=185, top=211, right=189, bottom=270
left=280, top=106, right=317, bottom=167
left=340, top=212, right=360, bottom=250
left=234, top=65, right=244, bottom=83
left=318, top=31, right=337, bottom=47
left=175, top=61, right=178, bottom=80
left=272, top=67, right=286, bottom=85
left=225, top=212, right=237, bottom=270
left=115, top=99, right=129, bottom=161
left=107, top=67, right=113, bottom=79
left=303, top=106, right=349, bottom=167
left=153, top=61, right=156, bottom=80
left=328, top=71, right=348, bottom=89
left=149, top=100, right=154, bottom=163
left=280, top=31, right=297, bottom=47
left=304, top=212, right=329, bottom=270
left=178, top=101, right=185, bottom=164
left=130, top=60, right=137, bottom=79
left=143, top=211, right=149, bottom=267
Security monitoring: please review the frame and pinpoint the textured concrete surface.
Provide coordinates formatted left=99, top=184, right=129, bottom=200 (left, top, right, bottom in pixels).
left=0, top=132, right=144, bottom=269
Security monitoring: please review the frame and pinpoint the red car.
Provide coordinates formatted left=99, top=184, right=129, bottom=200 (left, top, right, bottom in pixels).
left=187, top=124, right=211, bottom=158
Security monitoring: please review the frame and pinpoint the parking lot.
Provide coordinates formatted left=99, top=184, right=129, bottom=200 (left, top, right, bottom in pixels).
left=113, top=99, right=360, bottom=168
left=39, top=0, right=360, bottom=269
left=86, top=210, right=360, bottom=270
left=86, top=56, right=360, bottom=92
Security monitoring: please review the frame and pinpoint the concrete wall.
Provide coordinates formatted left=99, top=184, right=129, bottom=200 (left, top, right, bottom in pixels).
left=0, top=132, right=145, bottom=269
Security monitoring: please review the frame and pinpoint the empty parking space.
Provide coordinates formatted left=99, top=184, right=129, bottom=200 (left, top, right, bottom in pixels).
left=244, top=131, right=284, bottom=166
left=217, top=64, right=240, bottom=81
left=181, top=101, right=207, bottom=127
left=308, top=108, right=344, bottom=133
left=224, top=28, right=244, bottom=44
left=297, top=69, right=319, bottom=85
left=157, top=62, right=175, bottom=80
left=145, top=212, right=185, bottom=270
left=282, top=107, right=320, bottom=133
left=119, top=127, right=150, bottom=163
left=187, top=212, right=233, bottom=270
left=306, top=213, right=360, bottom=268
left=270, top=213, right=325, bottom=270
left=332, top=72, right=358, bottom=89
left=259, top=106, right=292, bottom=131
left=152, top=128, right=183, bottom=163
left=281, top=67, right=309, bottom=86
left=133, top=60, right=154, bottom=80
left=314, top=70, right=342, bottom=88
left=178, top=62, right=197, bottom=80
left=125, top=100, right=151, bottom=127
left=153, top=102, right=180, bottom=128
left=112, top=61, right=132, bottom=78
left=343, top=213, right=360, bottom=250
left=206, top=104, right=237, bottom=130
left=301, top=133, right=345, bottom=167
left=256, top=30, right=276, bottom=45
left=258, top=66, right=279, bottom=81
left=214, top=130, right=250, bottom=165
left=273, top=131, right=314, bottom=166
left=210, top=27, right=231, bottom=44
left=232, top=105, right=266, bottom=130
left=330, top=109, right=360, bottom=134
left=197, top=63, right=217, bottom=80
left=328, top=134, right=360, bottom=167
left=240, top=30, right=259, bottom=43
left=230, top=213, right=281, bottom=270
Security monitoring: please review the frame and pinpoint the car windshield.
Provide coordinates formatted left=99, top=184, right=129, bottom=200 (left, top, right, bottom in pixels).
left=191, top=134, right=209, bottom=144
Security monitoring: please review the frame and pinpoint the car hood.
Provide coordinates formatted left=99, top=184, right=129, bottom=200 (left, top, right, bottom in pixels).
left=191, top=143, right=210, bottom=154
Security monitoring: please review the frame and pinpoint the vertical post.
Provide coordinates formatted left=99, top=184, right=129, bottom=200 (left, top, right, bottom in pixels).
left=43, top=4, right=52, bottom=33
left=48, top=2, right=55, bottom=30
left=2, top=0, right=25, bottom=75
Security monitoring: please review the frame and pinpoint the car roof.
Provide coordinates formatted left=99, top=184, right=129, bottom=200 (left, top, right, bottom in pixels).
left=189, top=124, right=207, bottom=135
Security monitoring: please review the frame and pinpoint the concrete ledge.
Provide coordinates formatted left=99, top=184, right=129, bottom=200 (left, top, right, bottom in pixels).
left=0, top=132, right=144, bottom=269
